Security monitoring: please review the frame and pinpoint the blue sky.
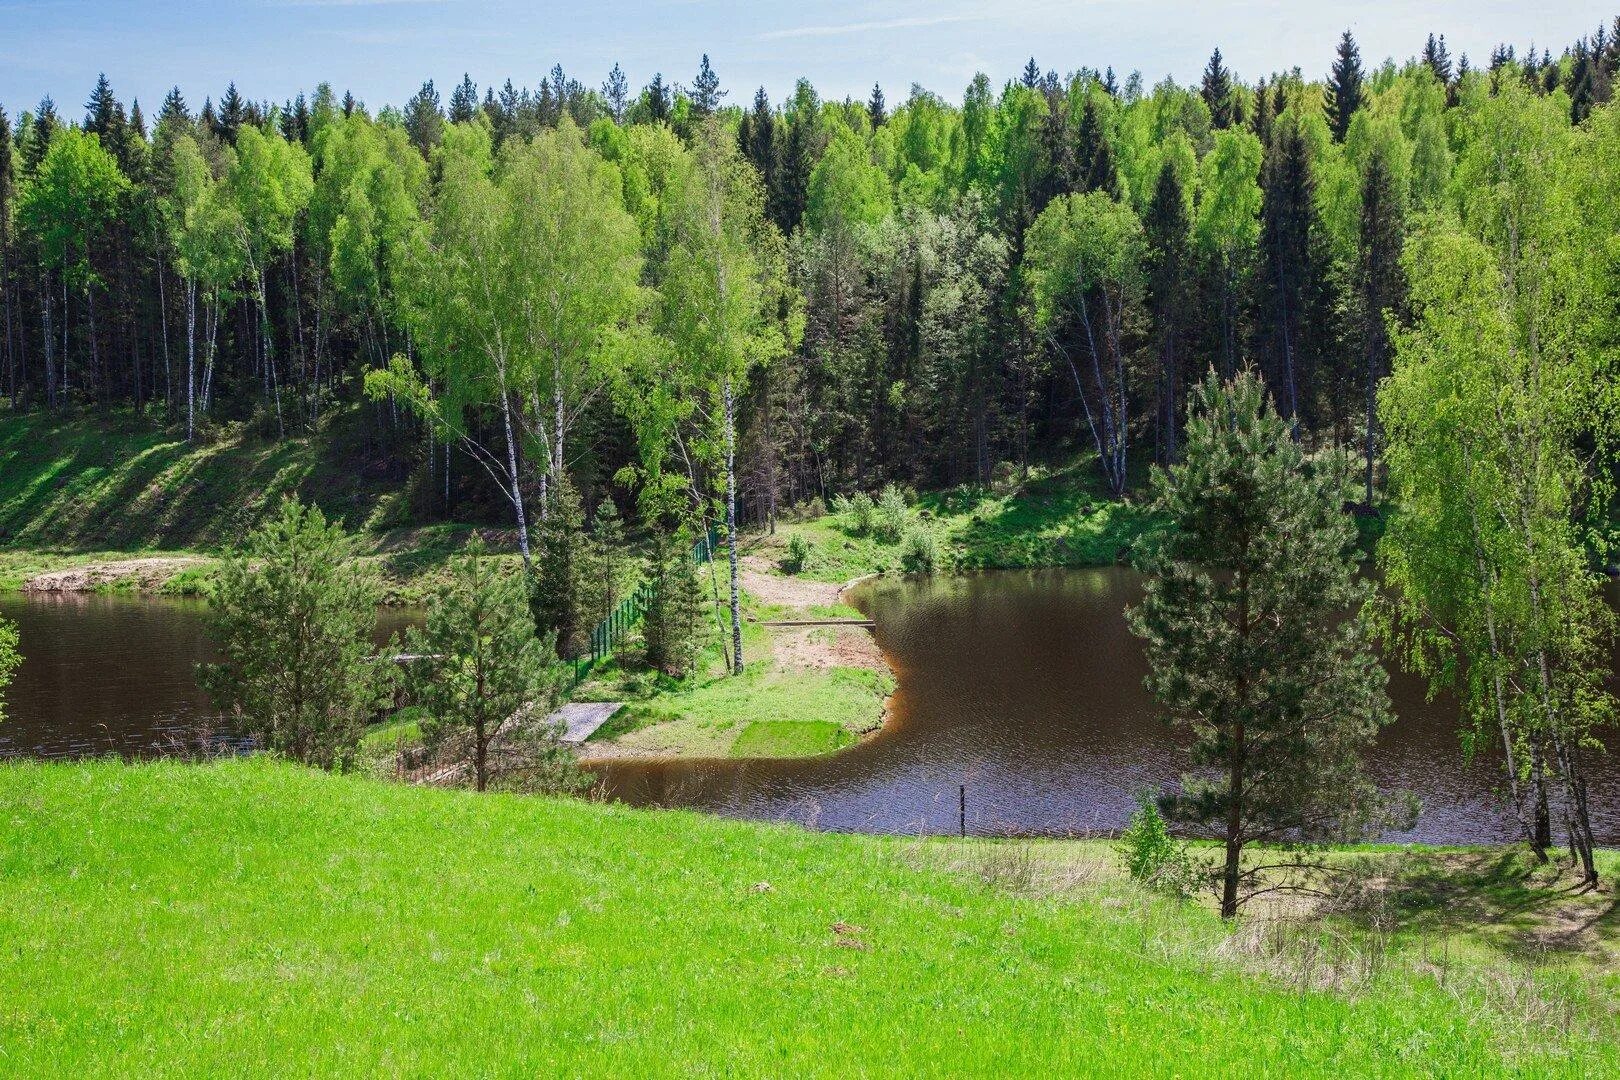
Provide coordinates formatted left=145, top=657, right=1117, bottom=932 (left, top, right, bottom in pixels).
left=2, top=2, right=1614, bottom=118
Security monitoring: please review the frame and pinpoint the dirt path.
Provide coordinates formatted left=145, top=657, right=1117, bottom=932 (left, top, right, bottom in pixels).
left=24, top=557, right=204, bottom=594
left=735, top=555, right=888, bottom=675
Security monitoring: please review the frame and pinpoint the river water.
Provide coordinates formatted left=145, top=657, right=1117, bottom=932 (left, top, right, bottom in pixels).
left=4, top=572, right=1617, bottom=843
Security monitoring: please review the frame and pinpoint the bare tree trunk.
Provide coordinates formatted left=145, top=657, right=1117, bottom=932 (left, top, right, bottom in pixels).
left=724, top=375, right=743, bottom=675
left=497, top=373, right=531, bottom=567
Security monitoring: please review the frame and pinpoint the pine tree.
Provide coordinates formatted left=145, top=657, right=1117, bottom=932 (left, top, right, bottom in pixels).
left=403, top=80, right=445, bottom=158
left=199, top=498, right=390, bottom=771
left=340, top=90, right=357, bottom=118
left=691, top=54, right=724, bottom=118
left=405, top=539, right=564, bottom=792
left=1103, top=67, right=1119, bottom=97
left=84, top=73, right=121, bottom=140
left=1021, top=58, right=1041, bottom=88
left=448, top=74, right=478, bottom=123
left=1201, top=48, right=1235, bottom=128
left=867, top=83, right=886, bottom=128
left=603, top=62, right=630, bottom=123
left=1128, top=369, right=1401, bottom=918
left=158, top=87, right=190, bottom=129
left=1326, top=29, right=1364, bottom=142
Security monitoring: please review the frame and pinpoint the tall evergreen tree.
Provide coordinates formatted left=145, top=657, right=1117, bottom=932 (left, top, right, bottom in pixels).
left=1257, top=118, right=1318, bottom=422
left=1129, top=369, right=1402, bottom=919
left=603, top=63, right=630, bottom=123
left=1145, top=159, right=1192, bottom=462
left=690, top=54, right=724, bottom=118
left=1422, top=33, right=1453, bottom=84
left=1353, top=149, right=1404, bottom=505
left=448, top=74, right=479, bottom=124
left=1326, top=30, right=1364, bottom=142
left=1201, top=48, right=1234, bottom=128
left=215, top=82, right=246, bottom=144
left=867, top=83, right=886, bottom=128
left=643, top=73, right=672, bottom=124
left=403, top=80, right=445, bottom=158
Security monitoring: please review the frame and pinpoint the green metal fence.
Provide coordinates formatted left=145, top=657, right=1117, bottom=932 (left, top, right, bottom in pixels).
left=567, top=526, right=719, bottom=691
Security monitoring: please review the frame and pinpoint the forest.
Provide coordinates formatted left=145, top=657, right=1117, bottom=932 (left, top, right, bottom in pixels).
left=0, top=25, right=1613, bottom=519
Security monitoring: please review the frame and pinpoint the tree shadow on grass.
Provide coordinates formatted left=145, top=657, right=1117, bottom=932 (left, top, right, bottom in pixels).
left=1337, top=847, right=1620, bottom=959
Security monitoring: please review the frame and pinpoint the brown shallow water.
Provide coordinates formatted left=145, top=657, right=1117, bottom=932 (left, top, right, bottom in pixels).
left=0, top=593, right=420, bottom=759
left=4, top=572, right=1617, bottom=844
left=596, top=568, right=1620, bottom=844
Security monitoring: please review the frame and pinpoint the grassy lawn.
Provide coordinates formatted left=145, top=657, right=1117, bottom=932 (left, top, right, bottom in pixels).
left=759, top=460, right=1156, bottom=585
left=1, top=758, right=1613, bottom=1077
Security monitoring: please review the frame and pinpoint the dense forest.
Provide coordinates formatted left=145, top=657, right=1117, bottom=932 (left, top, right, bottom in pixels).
left=1, top=21, right=1616, bottom=532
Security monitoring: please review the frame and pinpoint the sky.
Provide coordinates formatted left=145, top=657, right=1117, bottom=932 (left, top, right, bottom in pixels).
left=1, top=1, right=1615, bottom=118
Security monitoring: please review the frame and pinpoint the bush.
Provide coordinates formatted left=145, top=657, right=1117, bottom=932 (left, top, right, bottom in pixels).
left=847, top=492, right=876, bottom=535
left=899, top=527, right=938, bottom=573
left=1118, top=797, right=1202, bottom=899
left=785, top=533, right=812, bottom=573
left=828, top=493, right=853, bottom=517
left=874, top=484, right=910, bottom=542
left=800, top=496, right=828, bottom=520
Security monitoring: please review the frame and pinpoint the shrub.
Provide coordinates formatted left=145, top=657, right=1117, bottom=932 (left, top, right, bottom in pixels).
left=1118, top=797, right=1202, bottom=899
left=801, top=496, right=828, bottom=520
left=828, top=493, right=853, bottom=517
left=899, top=527, right=938, bottom=573
left=785, top=533, right=812, bottom=573
left=874, top=483, right=910, bottom=542
left=847, top=492, right=876, bottom=535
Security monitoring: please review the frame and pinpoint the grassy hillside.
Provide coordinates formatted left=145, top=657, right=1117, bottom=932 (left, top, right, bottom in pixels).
left=1, top=759, right=1613, bottom=1077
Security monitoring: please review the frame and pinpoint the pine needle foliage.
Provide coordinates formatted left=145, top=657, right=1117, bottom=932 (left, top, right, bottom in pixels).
left=1128, top=369, right=1407, bottom=918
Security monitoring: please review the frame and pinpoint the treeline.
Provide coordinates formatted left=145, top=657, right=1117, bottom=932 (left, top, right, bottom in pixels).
left=1, top=22, right=1619, bottom=525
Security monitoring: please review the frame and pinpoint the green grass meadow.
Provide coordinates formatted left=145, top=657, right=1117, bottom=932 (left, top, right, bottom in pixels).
left=1, top=759, right=1612, bottom=1077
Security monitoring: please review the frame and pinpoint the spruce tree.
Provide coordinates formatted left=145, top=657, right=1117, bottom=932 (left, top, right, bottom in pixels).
left=1326, top=29, right=1364, bottom=142
left=643, top=525, right=703, bottom=678
left=1021, top=58, right=1041, bottom=89
left=867, top=83, right=886, bottom=128
left=643, top=73, right=672, bottom=124
left=1353, top=149, right=1403, bottom=506
left=216, top=82, right=246, bottom=143
left=530, top=478, right=590, bottom=659
left=1201, top=48, right=1234, bottom=129
left=1422, top=33, right=1453, bottom=84
left=25, top=96, right=57, bottom=172
left=1145, top=159, right=1191, bottom=462
left=1128, top=369, right=1402, bottom=918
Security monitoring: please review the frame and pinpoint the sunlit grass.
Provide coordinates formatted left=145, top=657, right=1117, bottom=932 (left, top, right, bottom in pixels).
left=1, top=758, right=1608, bottom=1077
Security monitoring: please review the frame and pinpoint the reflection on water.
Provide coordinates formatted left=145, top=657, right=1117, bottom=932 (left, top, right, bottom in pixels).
left=595, top=568, right=1620, bottom=844
left=0, top=593, right=420, bottom=759
left=4, top=573, right=1615, bottom=844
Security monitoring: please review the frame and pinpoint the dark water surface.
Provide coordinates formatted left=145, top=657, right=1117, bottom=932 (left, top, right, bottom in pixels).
left=4, top=573, right=1617, bottom=843
left=0, top=593, right=420, bottom=759
left=596, top=568, right=1620, bottom=844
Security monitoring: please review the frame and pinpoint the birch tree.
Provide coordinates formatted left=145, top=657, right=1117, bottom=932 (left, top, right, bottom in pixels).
left=1025, top=190, right=1145, bottom=498
left=660, top=120, right=794, bottom=673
